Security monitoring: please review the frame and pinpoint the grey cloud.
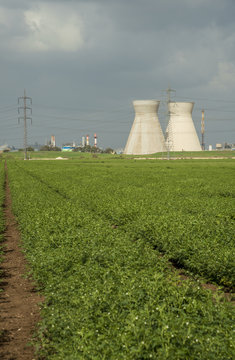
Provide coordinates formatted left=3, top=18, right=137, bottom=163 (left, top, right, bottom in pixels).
left=0, top=0, right=235, bottom=149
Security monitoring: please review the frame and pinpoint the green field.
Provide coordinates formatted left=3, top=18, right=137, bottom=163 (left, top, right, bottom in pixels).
left=5, top=157, right=235, bottom=359
left=129, top=150, right=235, bottom=159
left=1, top=149, right=235, bottom=161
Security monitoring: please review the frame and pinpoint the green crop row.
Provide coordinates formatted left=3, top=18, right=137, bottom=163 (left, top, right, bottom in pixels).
left=7, top=160, right=235, bottom=360
left=16, top=159, right=235, bottom=289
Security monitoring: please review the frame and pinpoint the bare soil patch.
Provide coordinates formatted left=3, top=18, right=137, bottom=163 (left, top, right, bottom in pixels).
left=163, top=256, right=235, bottom=304
left=0, top=165, right=43, bottom=360
left=175, top=268, right=234, bottom=305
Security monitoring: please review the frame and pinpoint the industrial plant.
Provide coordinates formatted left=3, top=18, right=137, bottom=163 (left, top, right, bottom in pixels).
left=124, top=99, right=202, bottom=155
left=166, top=102, right=202, bottom=152
left=3, top=90, right=233, bottom=155
left=124, top=100, right=166, bottom=155
left=62, top=133, right=99, bottom=152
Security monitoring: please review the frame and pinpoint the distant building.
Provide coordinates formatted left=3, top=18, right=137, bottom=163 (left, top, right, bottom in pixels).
left=62, top=146, right=75, bottom=152
left=0, top=144, right=11, bottom=152
left=216, top=143, right=223, bottom=150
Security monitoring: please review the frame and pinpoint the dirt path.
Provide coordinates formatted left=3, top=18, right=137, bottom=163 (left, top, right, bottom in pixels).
left=0, top=164, right=43, bottom=360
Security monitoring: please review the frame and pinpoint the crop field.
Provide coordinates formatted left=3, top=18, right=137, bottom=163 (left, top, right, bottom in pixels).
left=5, top=158, right=235, bottom=359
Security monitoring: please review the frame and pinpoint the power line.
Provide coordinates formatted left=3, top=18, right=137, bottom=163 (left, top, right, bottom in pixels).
left=32, top=111, right=132, bottom=121
left=176, top=95, right=235, bottom=103
left=0, top=104, right=16, bottom=110
left=33, top=103, right=131, bottom=113
left=0, top=107, right=17, bottom=114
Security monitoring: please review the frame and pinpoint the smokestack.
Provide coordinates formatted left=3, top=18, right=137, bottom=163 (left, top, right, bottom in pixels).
left=166, top=102, right=202, bottom=151
left=86, top=135, right=89, bottom=146
left=51, top=135, right=56, bottom=148
left=82, top=136, right=85, bottom=147
left=94, top=133, right=97, bottom=147
left=124, top=100, right=166, bottom=155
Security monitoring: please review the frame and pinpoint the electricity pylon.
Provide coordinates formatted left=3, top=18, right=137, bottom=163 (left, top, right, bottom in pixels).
left=18, top=90, right=32, bottom=160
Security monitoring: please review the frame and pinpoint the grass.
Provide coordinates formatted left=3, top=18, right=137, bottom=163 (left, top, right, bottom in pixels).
left=2, top=149, right=235, bottom=161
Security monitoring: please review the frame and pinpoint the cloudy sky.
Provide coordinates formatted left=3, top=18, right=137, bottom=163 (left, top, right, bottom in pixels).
left=0, top=0, right=235, bottom=149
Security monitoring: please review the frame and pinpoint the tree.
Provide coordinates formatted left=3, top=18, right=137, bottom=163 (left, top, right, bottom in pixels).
left=73, top=145, right=102, bottom=153
left=224, top=143, right=231, bottom=149
left=26, top=146, right=34, bottom=152
left=40, top=145, right=61, bottom=151
left=103, top=147, right=114, bottom=154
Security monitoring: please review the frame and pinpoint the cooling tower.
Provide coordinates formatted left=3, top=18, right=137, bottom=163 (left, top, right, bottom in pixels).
left=166, top=102, right=201, bottom=151
left=124, top=100, right=166, bottom=155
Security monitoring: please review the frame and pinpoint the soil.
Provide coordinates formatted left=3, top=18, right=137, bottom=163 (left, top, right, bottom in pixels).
left=0, top=164, right=43, bottom=360
left=175, top=269, right=234, bottom=304
left=164, top=256, right=235, bottom=304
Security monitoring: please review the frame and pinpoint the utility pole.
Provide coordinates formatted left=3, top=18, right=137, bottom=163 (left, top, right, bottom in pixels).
left=164, top=86, right=176, bottom=160
left=18, top=90, right=32, bottom=160
left=201, top=109, right=205, bottom=150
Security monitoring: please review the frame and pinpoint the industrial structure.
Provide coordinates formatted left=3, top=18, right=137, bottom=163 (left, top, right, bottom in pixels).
left=18, top=90, right=32, bottom=160
left=82, top=136, right=85, bottom=147
left=0, top=144, right=11, bottom=152
left=201, top=110, right=205, bottom=150
left=124, top=100, right=166, bottom=155
left=166, top=102, right=201, bottom=152
left=50, top=135, right=56, bottom=148
left=62, top=145, right=75, bottom=152
left=94, top=133, right=97, bottom=147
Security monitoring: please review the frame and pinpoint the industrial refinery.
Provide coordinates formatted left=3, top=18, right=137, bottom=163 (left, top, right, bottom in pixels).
left=61, top=133, right=98, bottom=152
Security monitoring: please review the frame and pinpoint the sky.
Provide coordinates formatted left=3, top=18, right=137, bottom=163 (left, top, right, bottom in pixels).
left=0, top=0, right=235, bottom=150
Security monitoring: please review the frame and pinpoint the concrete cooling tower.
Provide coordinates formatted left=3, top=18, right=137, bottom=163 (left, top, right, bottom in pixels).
left=124, top=100, right=166, bottom=155
left=166, top=102, right=201, bottom=151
